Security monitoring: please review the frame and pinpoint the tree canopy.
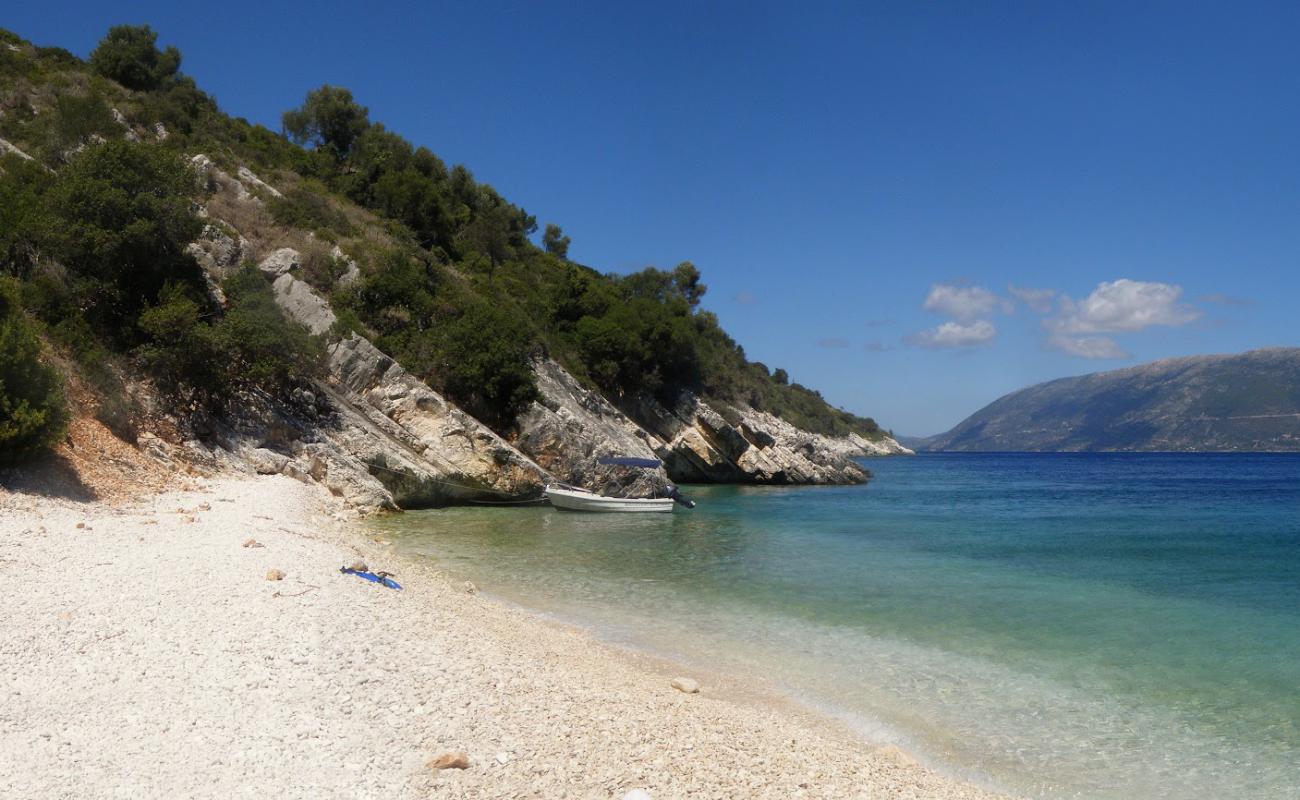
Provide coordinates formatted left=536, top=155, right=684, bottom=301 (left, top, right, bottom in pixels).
left=282, top=86, right=370, bottom=161
left=542, top=223, right=570, bottom=259
left=42, top=139, right=203, bottom=331
left=89, top=25, right=181, bottom=91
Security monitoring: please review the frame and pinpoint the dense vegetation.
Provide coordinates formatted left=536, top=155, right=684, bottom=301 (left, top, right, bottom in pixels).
left=0, top=24, right=879, bottom=463
left=0, top=278, right=68, bottom=463
left=0, top=30, right=325, bottom=453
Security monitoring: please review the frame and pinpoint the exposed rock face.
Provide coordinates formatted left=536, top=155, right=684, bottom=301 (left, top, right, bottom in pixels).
left=253, top=250, right=549, bottom=507
left=271, top=273, right=334, bottom=335
left=180, top=152, right=908, bottom=507
left=186, top=222, right=249, bottom=280
left=257, top=247, right=301, bottom=278
left=0, top=137, right=35, bottom=161
left=510, top=358, right=906, bottom=491
left=513, top=358, right=671, bottom=497
left=628, top=393, right=883, bottom=485
left=740, top=408, right=913, bottom=462
left=191, top=154, right=264, bottom=204
left=236, top=165, right=283, bottom=198
left=330, top=244, right=361, bottom=288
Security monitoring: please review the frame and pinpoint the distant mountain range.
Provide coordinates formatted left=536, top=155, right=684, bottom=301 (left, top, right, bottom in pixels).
left=921, top=348, right=1300, bottom=452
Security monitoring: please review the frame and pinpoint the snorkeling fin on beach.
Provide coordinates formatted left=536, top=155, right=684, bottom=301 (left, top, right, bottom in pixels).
left=340, top=566, right=402, bottom=590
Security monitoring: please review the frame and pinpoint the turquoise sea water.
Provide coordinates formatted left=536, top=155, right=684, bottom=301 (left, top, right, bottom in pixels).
left=375, top=453, right=1300, bottom=799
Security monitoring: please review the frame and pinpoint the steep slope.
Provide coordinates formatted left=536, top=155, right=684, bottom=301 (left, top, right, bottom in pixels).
left=926, top=348, right=1300, bottom=452
left=0, top=26, right=910, bottom=506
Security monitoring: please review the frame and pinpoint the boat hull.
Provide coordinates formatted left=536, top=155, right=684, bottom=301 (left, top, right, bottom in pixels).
left=544, top=486, right=675, bottom=513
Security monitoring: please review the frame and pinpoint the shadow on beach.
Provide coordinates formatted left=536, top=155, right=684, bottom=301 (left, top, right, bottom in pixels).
left=0, top=451, right=99, bottom=503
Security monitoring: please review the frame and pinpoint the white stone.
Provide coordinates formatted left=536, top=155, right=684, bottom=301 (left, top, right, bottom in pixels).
left=670, top=677, right=699, bottom=694
left=236, top=165, right=283, bottom=198
left=258, top=248, right=302, bottom=278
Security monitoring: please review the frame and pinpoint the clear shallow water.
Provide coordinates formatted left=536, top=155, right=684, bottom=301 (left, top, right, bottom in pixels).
left=374, top=453, right=1300, bottom=799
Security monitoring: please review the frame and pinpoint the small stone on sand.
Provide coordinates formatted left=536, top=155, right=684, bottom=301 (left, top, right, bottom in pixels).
left=242, top=538, right=264, bottom=548
left=348, top=559, right=368, bottom=572
left=266, top=569, right=285, bottom=581
left=623, top=789, right=652, bottom=800
left=463, top=581, right=477, bottom=595
left=427, top=751, right=470, bottom=770
left=670, top=677, right=700, bottom=694
left=874, top=744, right=917, bottom=768
left=494, top=751, right=509, bottom=765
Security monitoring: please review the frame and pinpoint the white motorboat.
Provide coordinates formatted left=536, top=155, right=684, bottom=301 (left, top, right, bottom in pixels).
left=544, top=456, right=696, bottom=513
left=544, top=484, right=676, bottom=513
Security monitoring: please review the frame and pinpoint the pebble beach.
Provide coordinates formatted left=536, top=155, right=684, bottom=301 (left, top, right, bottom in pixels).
left=0, top=474, right=1004, bottom=799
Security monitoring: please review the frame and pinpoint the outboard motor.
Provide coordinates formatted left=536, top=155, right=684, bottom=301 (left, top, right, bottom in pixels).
left=666, top=484, right=696, bottom=509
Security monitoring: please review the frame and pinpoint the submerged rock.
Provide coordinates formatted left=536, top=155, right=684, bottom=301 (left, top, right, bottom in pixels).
left=670, top=677, right=700, bottom=694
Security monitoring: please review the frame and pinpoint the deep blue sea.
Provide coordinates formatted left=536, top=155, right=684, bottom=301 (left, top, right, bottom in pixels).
left=376, top=453, right=1300, bottom=799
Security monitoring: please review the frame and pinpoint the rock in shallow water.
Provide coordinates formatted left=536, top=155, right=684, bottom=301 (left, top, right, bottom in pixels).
left=670, top=677, right=700, bottom=694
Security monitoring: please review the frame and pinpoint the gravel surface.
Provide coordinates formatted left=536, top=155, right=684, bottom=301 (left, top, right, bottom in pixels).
left=0, top=475, right=1006, bottom=799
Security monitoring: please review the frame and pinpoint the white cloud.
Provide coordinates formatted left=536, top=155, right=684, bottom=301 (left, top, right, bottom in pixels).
left=1049, top=279, right=1199, bottom=334
left=906, top=319, right=997, bottom=349
left=1040, top=279, right=1201, bottom=359
left=1008, top=285, right=1057, bottom=313
left=1047, top=334, right=1128, bottom=359
left=922, top=284, right=1011, bottom=320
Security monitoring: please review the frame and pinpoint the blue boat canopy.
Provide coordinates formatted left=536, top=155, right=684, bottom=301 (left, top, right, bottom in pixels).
left=597, top=456, right=662, bottom=468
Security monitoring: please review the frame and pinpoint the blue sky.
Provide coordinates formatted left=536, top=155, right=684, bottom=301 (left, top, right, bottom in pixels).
left=10, top=2, right=1299, bottom=434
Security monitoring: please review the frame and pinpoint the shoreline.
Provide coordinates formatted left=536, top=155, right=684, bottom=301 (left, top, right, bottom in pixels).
left=0, top=473, right=1005, bottom=798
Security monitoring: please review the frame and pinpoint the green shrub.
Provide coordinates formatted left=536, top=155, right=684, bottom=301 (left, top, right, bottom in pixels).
left=137, top=268, right=324, bottom=409
left=0, top=154, right=53, bottom=276
left=136, top=283, right=223, bottom=401
left=35, top=46, right=80, bottom=68
left=136, top=75, right=218, bottom=136
left=300, top=248, right=352, bottom=294
left=428, top=299, right=538, bottom=430
left=0, top=278, right=68, bottom=463
left=89, top=25, right=180, bottom=91
left=50, top=90, right=119, bottom=153
left=43, top=139, right=203, bottom=334
left=268, top=182, right=353, bottom=237
left=215, top=266, right=325, bottom=393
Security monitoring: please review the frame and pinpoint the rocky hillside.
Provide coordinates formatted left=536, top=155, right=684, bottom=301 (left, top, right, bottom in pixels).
left=924, top=348, right=1300, bottom=452
left=0, top=26, right=909, bottom=511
